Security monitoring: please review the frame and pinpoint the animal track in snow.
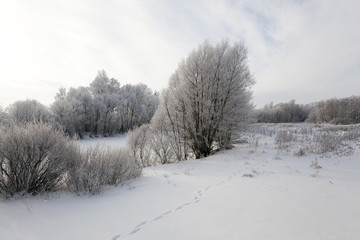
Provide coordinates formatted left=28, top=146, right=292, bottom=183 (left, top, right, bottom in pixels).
left=129, top=228, right=141, bottom=235
left=110, top=170, right=243, bottom=240
left=135, top=221, right=147, bottom=228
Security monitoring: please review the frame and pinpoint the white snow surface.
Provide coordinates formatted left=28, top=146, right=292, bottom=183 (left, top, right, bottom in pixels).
left=1, top=134, right=360, bottom=240
left=78, top=134, right=127, bottom=150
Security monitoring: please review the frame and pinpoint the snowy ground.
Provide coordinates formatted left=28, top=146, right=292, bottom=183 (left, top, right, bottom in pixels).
left=78, top=134, right=127, bottom=150
left=1, top=126, right=360, bottom=240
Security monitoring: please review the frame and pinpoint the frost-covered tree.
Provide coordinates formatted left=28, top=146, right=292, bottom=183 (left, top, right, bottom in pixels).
left=7, top=99, right=53, bottom=125
left=90, top=71, right=121, bottom=136
left=51, top=87, right=94, bottom=138
left=118, top=84, right=159, bottom=132
left=51, top=70, right=159, bottom=137
left=257, top=100, right=312, bottom=123
left=153, top=40, right=255, bottom=159
left=0, top=105, right=8, bottom=126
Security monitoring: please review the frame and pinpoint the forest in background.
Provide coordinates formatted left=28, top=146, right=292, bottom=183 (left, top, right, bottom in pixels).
left=0, top=70, right=159, bottom=138
left=256, top=96, right=360, bottom=125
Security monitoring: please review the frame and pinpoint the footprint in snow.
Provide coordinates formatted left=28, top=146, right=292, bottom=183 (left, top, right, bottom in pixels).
left=111, top=234, right=121, bottom=240
left=163, top=210, right=172, bottom=216
left=216, top=180, right=226, bottom=186
left=151, top=210, right=173, bottom=222
left=129, top=228, right=141, bottom=235
left=135, top=221, right=147, bottom=228
left=152, top=215, right=164, bottom=221
left=110, top=183, right=219, bottom=239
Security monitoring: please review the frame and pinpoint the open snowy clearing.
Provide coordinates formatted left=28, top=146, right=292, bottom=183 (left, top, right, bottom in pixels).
left=78, top=134, right=128, bottom=150
left=1, top=131, right=360, bottom=240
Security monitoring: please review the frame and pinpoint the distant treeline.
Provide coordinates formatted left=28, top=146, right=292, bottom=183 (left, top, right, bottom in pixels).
left=257, top=96, right=360, bottom=124
left=256, top=100, right=313, bottom=123
left=306, top=96, right=360, bottom=124
left=0, top=70, right=159, bottom=138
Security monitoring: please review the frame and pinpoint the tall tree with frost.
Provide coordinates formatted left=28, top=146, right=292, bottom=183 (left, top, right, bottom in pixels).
left=90, top=70, right=121, bottom=136
left=118, top=84, right=159, bottom=131
left=155, top=40, right=255, bottom=159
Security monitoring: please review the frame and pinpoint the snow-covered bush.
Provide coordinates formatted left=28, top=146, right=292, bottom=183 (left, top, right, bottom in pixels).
left=0, top=123, right=80, bottom=198
left=7, top=99, right=54, bottom=125
left=127, top=125, right=153, bottom=167
left=275, top=129, right=295, bottom=149
left=149, top=127, right=177, bottom=165
left=67, top=145, right=141, bottom=195
left=313, top=132, right=342, bottom=153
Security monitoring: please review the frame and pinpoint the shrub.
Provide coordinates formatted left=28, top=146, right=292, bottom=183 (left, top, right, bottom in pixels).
left=313, top=132, right=342, bottom=154
left=127, top=125, right=152, bottom=167
left=275, top=129, right=295, bottom=149
left=0, top=123, right=80, bottom=198
left=67, top=145, right=141, bottom=195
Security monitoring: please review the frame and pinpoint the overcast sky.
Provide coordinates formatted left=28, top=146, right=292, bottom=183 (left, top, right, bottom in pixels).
left=1, top=0, right=359, bottom=108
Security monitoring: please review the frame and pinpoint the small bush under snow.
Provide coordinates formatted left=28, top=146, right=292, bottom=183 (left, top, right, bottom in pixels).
left=67, top=145, right=141, bottom=195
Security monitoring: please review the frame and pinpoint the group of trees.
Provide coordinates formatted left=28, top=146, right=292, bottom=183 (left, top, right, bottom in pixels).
left=257, top=96, right=360, bottom=125
left=1, top=70, right=159, bottom=138
left=51, top=70, right=159, bottom=138
left=306, top=96, right=360, bottom=124
left=257, top=100, right=313, bottom=123
left=128, top=40, right=255, bottom=164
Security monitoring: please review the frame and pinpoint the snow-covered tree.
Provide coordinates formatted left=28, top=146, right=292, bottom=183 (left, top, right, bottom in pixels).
left=51, top=70, right=159, bottom=137
left=89, top=71, right=121, bottom=136
left=257, top=100, right=312, bottom=123
left=153, top=40, right=255, bottom=159
left=51, top=87, right=94, bottom=138
left=117, top=84, right=159, bottom=132
left=0, top=105, right=8, bottom=126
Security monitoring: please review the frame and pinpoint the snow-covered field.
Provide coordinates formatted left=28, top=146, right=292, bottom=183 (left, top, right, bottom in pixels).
left=78, top=134, right=128, bottom=150
left=1, top=125, right=360, bottom=240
